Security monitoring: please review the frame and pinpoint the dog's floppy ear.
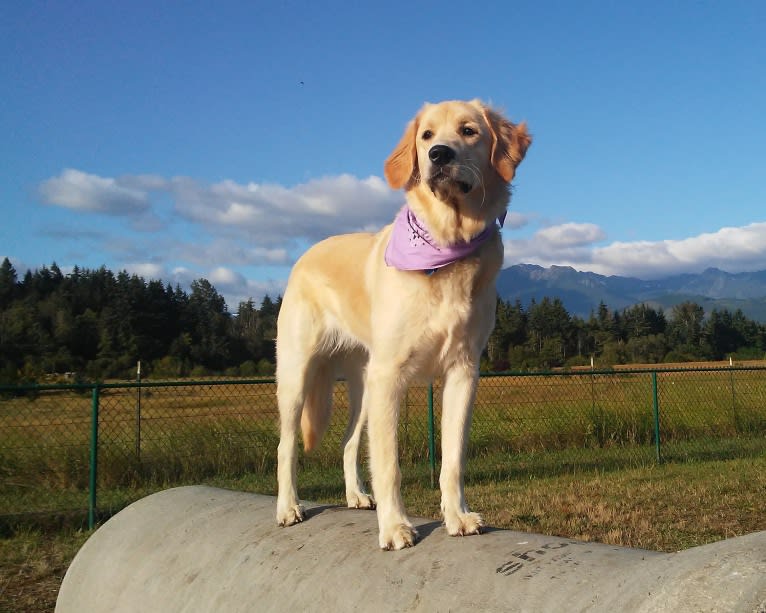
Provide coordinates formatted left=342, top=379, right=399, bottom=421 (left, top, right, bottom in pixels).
left=483, top=107, right=532, bottom=183
left=384, top=113, right=420, bottom=190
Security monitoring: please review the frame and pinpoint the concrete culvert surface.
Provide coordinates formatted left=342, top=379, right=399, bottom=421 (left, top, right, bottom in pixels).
left=57, top=486, right=766, bottom=612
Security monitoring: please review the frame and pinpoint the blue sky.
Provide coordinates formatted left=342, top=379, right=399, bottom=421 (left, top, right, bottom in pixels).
left=2, top=1, right=766, bottom=308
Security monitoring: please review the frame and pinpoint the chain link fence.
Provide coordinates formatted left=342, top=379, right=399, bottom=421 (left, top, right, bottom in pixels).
left=2, top=367, right=765, bottom=530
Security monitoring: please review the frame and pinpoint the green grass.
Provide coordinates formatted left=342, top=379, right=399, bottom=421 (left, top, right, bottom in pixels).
left=2, top=451, right=765, bottom=612
left=2, top=371, right=766, bottom=611
left=2, top=371, right=766, bottom=524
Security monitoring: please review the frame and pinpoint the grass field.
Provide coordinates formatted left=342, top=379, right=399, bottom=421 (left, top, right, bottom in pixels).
left=3, top=368, right=766, bottom=516
left=2, top=454, right=765, bottom=612
left=1, top=365, right=765, bottom=611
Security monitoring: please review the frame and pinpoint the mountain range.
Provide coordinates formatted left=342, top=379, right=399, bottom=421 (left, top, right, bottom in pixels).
left=496, top=265, right=766, bottom=322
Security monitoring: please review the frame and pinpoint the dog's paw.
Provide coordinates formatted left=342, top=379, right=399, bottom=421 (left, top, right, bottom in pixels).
left=276, top=503, right=305, bottom=527
left=379, top=522, right=418, bottom=551
left=444, top=511, right=484, bottom=537
left=346, top=491, right=376, bottom=510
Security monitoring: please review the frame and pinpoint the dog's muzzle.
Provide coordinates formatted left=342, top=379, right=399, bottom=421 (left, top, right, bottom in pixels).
left=427, top=144, right=473, bottom=194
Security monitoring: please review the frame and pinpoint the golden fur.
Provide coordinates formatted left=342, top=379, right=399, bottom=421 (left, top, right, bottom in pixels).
left=276, top=99, right=530, bottom=549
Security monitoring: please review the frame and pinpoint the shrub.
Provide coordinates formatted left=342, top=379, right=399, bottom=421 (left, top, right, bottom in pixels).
left=239, top=360, right=258, bottom=377
left=732, top=346, right=764, bottom=361
left=151, top=356, right=184, bottom=379
left=257, top=359, right=275, bottom=376
left=190, top=365, right=208, bottom=378
left=564, top=355, right=591, bottom=368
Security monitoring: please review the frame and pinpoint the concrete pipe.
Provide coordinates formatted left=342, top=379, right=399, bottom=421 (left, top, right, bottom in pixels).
left=57, top=486, right=766, bottom=612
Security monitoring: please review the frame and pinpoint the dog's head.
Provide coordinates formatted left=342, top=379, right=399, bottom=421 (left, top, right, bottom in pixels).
left=384, top=100, right=531, bottom=206
left=384, top=100, right=530, bottom=244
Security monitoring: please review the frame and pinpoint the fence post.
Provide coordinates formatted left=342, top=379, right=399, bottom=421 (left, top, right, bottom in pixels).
left=651, top=372, right=662, bottom=463
left=729, top=360, right=738, bottom=432
left=135, top=361, right=142, bottom=460
left=590, top=356, right=596, bottom=414
left=428, top=383, right=436, bottom=488
left=89, top=384, right=100, bottom=530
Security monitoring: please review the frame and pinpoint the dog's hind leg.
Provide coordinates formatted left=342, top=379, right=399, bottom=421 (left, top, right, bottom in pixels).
left=276, top=362, right=307, bottom=526
left=276, top=304, right=325, bottom=527
left=342, top=353, right=375, bottom=510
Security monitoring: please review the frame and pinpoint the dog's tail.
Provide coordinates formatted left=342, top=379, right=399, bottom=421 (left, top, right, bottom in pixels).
left=300, top=360, right=334, bottom=453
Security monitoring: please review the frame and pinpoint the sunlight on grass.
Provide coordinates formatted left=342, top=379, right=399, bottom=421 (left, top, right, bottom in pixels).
left=2, top=372, right=765, bottom=611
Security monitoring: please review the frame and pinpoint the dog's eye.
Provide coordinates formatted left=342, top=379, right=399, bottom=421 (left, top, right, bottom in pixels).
left=461, top=126, right=477, bottom=137
left=422, top=130, right=433, bottom=140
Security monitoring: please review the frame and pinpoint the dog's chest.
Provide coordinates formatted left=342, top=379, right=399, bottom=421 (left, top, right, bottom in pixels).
left=416, top=257, right=497, bottom=365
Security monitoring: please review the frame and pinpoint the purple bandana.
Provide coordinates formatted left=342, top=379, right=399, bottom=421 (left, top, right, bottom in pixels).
left=384, top=206, right=506, bottom=272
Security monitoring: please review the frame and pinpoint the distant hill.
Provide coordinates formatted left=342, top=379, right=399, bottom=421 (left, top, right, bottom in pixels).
left=496, top=265, right=766, bottom=321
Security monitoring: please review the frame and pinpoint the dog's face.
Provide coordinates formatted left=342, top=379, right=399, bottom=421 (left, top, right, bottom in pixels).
left=384, top=100, right=531, bottom=200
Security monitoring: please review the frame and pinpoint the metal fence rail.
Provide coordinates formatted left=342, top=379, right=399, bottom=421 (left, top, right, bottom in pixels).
left=2, top=367, right=765, bottom=529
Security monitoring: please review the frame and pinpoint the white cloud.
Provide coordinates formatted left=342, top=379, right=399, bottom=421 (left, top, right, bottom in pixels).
left=189, top=267, right=283, bottom=308
left=117, top=173, right=169, bottom=192
left=504, top=220, right=766, bottom=279
left=503, top=221, right=606, bottom=269
left=536, top=222, right=606, bottom=247
left=106, top=261, right=283, bottom=307
left=503, top=211, right=530, bottom=230
left=39, top=169, right=151, bottom=216
left=591, top=222, right=766, bottom=278
left=38, top=169, right=406, bottom=271
left=243, top=278, right=286, bottom=304
left=167, top=173, right=403, bottom=245
left=35, top=168, right=766, bottom=296
left=124, top=262, right=165, bottom=279
left=209, top=266, right=245, bottom=287
left=202, top=266, right=285, bottom=307
left=173, top=240, right=290, bottom=267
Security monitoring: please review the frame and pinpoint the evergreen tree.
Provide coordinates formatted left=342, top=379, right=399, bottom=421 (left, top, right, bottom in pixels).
left=526, top=297, right=573, bottom=367
left=0, top=258, right=17, bottom=308
left=188, top=279, right=231, bottom=370
left=667, top=301, right=706, bottom=359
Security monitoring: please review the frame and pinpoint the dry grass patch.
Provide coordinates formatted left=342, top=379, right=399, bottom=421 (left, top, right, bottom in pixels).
left=2, top=456, right=765, bottom=611
left=0, top=529, right=88, bottom=613
left=461, top=457, right=766, bottom=551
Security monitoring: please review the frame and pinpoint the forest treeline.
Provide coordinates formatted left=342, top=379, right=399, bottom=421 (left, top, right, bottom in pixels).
left=0, top=259, right=279, bottom=383
left=1, top=258, right=765, bottom=383
left=486, top=295, right=766, bottom=371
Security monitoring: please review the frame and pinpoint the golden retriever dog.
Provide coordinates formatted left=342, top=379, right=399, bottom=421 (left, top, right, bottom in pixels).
left=276, top=99, right=530, bottom=549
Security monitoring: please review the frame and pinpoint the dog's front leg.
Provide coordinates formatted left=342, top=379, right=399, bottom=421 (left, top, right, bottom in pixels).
left=366, top=362, right=417, bottom=550
left=439, top=363, right=484, bottom=536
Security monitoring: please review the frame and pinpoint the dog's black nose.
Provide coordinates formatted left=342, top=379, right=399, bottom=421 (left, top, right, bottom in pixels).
left=428, top=145, right=455, bottom=166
